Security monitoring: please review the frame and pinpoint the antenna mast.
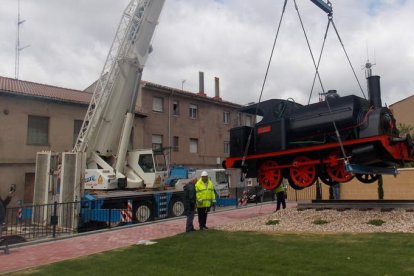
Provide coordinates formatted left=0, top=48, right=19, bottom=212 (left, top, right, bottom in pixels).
left=363, top=43, right=376, bottom=78
left=15, top=0, right=29, bottom=79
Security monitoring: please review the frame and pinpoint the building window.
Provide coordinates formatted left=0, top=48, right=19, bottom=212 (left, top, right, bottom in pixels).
left=172, top=100, right=180, bottom=116
left=27, top=115, right=49, bottom=145
left=173, top=136, right=179, bottom=152
left=189, top=138, right=198, bottom=153
left=152, top=97, right=164, bottom=112
left=245, top=115, right=252, bottom=127
left=237, top=113, right=242, bottom=126
left=224, top=141, right=230, bottom=154
left=189, top=104, right=198, bottom=119
left=152, top=134, right=163, bottom=150
left=223, top=111, right=230, bottom=124
left=73, top=120, right=83, bottom=146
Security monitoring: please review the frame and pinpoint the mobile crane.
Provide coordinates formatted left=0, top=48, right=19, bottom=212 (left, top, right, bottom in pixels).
left=33, top=0, right=187, bottom=228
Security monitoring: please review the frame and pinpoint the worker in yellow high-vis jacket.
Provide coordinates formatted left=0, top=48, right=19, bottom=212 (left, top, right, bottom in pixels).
left=274, top=180, right=286, bottom=212
left=195, top=171, right=216, bottom=230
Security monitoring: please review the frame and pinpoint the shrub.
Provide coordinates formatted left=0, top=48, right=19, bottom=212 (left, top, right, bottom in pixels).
left=367, top=219, right=386, bottom=226
left=266, top=219, right=279, bottom=225
left=313, top=219, right=329, bottom=225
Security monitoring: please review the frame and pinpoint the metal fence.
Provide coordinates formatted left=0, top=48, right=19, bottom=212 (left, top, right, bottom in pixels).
left=286, top=184, right=319, bottom=202
left=1, top=201, right=78, bottom=246
left=0, top=186, right=321, bottom=248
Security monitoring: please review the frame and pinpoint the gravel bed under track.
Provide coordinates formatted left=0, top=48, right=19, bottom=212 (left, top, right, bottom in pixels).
left=216, top=208, right=414, bottom=233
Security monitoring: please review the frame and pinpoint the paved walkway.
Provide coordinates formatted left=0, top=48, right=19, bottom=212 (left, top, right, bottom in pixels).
left=0, top=202, right=296, bottom=274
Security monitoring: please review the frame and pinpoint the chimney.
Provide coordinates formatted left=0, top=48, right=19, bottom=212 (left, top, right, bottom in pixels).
left=213, top=77, right=222, bottom=101
left=367, top=75, right=382, bottom=109
left=198, top=71, right=206, bottom=96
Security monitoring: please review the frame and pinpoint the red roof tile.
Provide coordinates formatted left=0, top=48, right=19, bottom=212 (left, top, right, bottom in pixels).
left=0, top=76, right=91, bottom=104
left=0, top=76, right=240, bottom=114
left=142, top=81, right=241, bottom=108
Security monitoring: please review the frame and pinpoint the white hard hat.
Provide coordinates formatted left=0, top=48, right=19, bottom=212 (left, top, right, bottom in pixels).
left=201, top=171, right=208, bottom=177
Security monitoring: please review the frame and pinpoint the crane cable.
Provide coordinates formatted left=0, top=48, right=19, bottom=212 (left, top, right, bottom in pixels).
left=300, top=0, right=372, bottom=167
left=308, top=16, right=331, bottom=104
left=295, top=0, right=354, bottom=165
left=293, top=0, right=349, bottom=162
left=294, top=0, right=327, bottom=101
left=331, top=18, right=367, bottom=99
left=240, top=0, right=288, bottom=177
left=307, top=17, right=367, bottom=104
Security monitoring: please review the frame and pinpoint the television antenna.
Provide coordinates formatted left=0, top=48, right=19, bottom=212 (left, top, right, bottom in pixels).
left=15, top=0, right=30, bottom=79
left=362, top=43, right=376, bottom=78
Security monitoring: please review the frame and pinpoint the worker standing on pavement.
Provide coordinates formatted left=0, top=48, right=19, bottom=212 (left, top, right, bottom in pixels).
left=1, top=185, right=16, bottom=224
left=274, top=181, right=286, bottom=212
left=195, top=171, right=216, bottom=230
left=184, top=178, right=197, bottom=232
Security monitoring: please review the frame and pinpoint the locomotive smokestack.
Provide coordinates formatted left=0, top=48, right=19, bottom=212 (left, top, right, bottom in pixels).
left=367, top=75, right=382, bottom=109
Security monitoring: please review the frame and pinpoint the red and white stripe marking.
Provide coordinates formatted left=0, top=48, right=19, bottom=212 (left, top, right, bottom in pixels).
left=17, top=208, right=22, bottom=220
left=121, top=200, right=133, bottom=222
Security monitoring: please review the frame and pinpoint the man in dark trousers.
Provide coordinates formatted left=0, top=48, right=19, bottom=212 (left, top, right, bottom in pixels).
left=183, top=178, right=197, bottom=232
left=195, top=171, right=216, bottom=230
left=274, top=182, right=286, bottom=212
left=0, top=185, right=16, bottom=225
left=1, top=185, right=15, bottom=254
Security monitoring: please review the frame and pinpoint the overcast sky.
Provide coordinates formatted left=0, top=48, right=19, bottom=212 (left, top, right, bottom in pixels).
left=0, top=0, right=413, bottom=106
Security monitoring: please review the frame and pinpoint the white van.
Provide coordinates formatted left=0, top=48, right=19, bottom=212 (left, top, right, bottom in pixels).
left=193, top=169, right=230, bottom=198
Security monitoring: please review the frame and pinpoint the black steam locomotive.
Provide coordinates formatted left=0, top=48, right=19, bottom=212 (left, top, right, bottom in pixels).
left=223, top=76, right=414, bottom=190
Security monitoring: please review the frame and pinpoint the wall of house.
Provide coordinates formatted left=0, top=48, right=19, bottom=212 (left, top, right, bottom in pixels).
left=139, top=86, right=242, bottom=168
left=0, top=94, right=86, bottom=204
left=390, top=96, right=414, bottom=129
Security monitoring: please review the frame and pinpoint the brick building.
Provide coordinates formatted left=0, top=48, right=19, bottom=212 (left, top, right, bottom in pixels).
left=0, top=75, right=247, bottom=204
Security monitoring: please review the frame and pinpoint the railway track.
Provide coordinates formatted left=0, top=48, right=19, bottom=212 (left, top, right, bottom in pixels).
left=297, top=200, right=414, bottom=210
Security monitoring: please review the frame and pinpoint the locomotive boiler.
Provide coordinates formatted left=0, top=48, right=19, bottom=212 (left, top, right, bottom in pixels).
left=223, top=76, right=414, bottom=190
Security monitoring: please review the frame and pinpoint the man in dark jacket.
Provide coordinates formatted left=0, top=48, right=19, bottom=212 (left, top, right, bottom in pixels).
left=1, top=186, right=15, bottom=254
left=184, top=178, right=197, bottom=232
left=0, top=187, right=15, bottom=225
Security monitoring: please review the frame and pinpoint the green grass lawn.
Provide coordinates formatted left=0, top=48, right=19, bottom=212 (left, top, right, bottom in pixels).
left=12, top=231, right=414, bottom=276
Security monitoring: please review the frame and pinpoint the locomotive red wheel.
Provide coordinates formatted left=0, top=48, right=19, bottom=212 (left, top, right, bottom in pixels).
left=289, top=156, right=317, bottom=188
left=325, top=151, right=353, bottom=183
left=287, top=177, right=305, bottom=190
left=258, top=160, right=282, bottom=190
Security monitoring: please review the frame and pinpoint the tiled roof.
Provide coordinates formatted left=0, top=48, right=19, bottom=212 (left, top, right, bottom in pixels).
left=0, top=75, right=241, bottom=113
left=0, top=76, right=146, bottom=116
left=0, top=76, right=91, bottom=104
left=142, top=81, right=242, bottom=108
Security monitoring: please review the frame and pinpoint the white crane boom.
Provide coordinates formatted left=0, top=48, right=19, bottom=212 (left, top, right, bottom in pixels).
left=74, top=0, right=165, bottom=158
